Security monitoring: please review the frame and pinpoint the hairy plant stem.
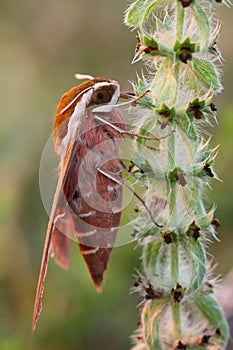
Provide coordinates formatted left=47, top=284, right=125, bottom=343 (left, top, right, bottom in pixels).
left=124, top=1, right=229, bottom=349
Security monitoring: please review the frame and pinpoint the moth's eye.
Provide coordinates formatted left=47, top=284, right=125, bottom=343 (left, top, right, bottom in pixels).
left=92, top=89, right=112, bottom=104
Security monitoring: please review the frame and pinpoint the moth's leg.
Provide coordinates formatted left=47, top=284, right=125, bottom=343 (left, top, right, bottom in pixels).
left=97, top=167, right=163, bottom=228
left=94, top=114, right=174, bottom=142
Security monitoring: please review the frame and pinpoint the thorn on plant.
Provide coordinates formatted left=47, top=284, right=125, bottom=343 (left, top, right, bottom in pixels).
left=158, top=119, right=170, bottom=129
left=211, top=218, right=221, bottom=227
left=135, top=35, right=142, bottom=52
left=128, top=162, right=135, bottom=173
left=136, top=335, right=144, bottom=342
left=179, top=46, right=192, bottom=64
left=175, top=340, right=187, bottom=349
left=159, top=110, right=171, bottom=118
left=175, top=173, right=187, bottom=187
left=200, top=334, right=211, bottom=345
left=140, top=166, right=154, bottom=175
left=206, top=281, right=213, bottom=289
left=163, top=232, right=173, bottom=244
left=135, top=35, right=158, bottom=55
left=186, top=221, right=201, bottom=240
left=204, top=164, right=214, bottom=177
left=134, top=277, right=141, bottom=287
left=143, top=45, right=158, bottom=54
left=131, top=229, right=139, bottom=238
left=180, top=0, right=193, bottom=8
left=134, top=277, right=164, bottom=300
left=210, top=103, right=217, bottom=112
left=192, top=230, right=200, bottom=241
left=189, top=102, right=203, bottom=119
left=171, top=283, right=186, bottom=303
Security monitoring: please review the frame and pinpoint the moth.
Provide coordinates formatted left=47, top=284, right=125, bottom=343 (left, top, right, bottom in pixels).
left=32, top=76, right=126, bottom=333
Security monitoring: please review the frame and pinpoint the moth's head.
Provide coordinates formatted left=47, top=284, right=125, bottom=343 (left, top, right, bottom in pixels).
left=56, top=77, right=120, bottom=118
left=53, top=77, right=121, bottom=149
left=90, top=78, right=120, bottom=106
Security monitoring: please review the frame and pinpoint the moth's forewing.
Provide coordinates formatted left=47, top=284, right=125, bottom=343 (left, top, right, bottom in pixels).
left=32, top=121, right=80, bottom=334
left=32, top=78, right=125, bottom=333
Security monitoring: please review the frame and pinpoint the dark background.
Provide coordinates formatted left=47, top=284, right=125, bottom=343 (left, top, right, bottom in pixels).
left=0, top=2, right=232, bottom=349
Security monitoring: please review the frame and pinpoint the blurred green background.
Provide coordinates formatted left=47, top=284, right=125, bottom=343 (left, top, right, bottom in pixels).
left=0, top=1, right=232, bottom=349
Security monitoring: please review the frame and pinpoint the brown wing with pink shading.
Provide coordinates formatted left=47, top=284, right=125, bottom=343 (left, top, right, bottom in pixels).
left=32, top=78, right=124, bottom=334
left=54, top=107, right=125, bottom=290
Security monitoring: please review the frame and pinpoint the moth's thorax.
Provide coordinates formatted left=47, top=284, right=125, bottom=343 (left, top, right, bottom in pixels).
left=53, top=78, right=120, bottom=157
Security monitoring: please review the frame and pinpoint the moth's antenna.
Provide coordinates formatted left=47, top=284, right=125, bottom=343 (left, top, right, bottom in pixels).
left=74, top=73, right=94, bottom=81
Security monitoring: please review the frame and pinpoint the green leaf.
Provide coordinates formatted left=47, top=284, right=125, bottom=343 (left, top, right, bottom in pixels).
left=195, top=295, right=229, bottom=344
left=134, top=78, right=154, bottom=108
left=143, top=237, right=206, bottom=293
left=186, top=239, right=206, bottom=292
left=176, top=113, right=198, bottom=151
left=190, top=2, right=210, bottom=53
left=192, top=57, right=222, bottom=92
left=151, top=58, right=177, bottom=105
left=125, top=0, right=164, bottom=27
left=197, top=207, right=215, bottom=230
left=143, top=240, right=163, bottom=272
left=142, top=300, right=167, bottom=349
